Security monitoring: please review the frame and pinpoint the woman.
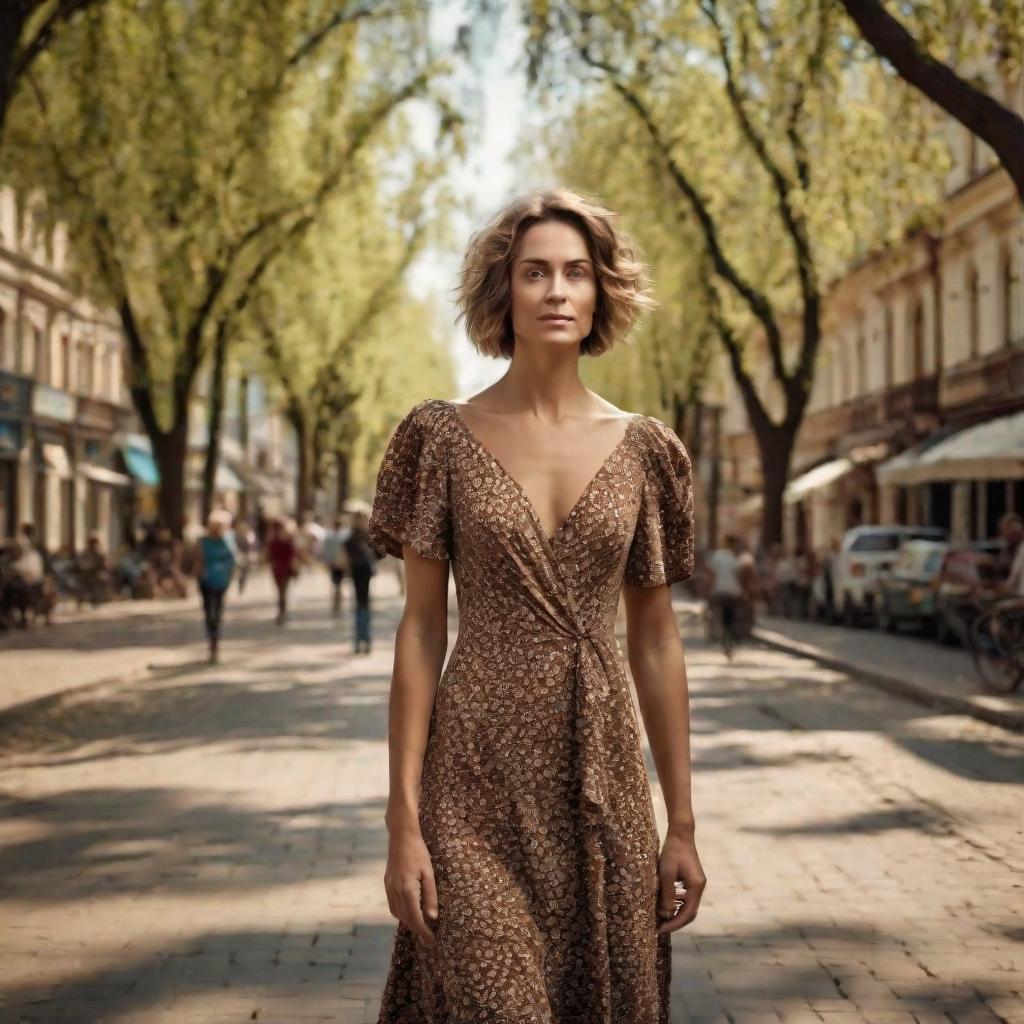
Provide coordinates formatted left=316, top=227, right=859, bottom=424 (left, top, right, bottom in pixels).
left=266, top=517, right=299, bottom=625
left=367, top=188, right=705, bottom=1021
left=192, top=510, right=238, bottom=664
left=341, top=510, right=377, bottom=654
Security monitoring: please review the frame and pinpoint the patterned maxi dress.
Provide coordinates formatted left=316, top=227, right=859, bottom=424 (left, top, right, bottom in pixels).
left=367, top=398, right=696, bottom=1024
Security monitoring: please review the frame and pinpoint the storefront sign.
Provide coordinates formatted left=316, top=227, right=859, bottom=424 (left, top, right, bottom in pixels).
left=0, top=419, right=22, bottom=457
left=0, top=372, right=32, bottom=418
left=32, top=385, right=76, bottom=423
left=76, top=397, right=118, bottom=433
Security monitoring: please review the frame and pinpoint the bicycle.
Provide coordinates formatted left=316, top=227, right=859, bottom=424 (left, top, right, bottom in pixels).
left=969, top=594, right=1024, bottom=694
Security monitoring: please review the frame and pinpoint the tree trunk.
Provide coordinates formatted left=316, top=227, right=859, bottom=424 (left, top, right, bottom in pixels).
left=311, top=426, right=325, bottom=507
left=753, top=423, right=797, bottom=552
left=151, top=420, right=189, bottom=538
left=201, top=325, right=229, bottom=523
left=335, top=449, right=348, bottom=515
left=237, top=373, right=250, bottom=520
left=0, top=7, right=21, bottom=145
left=707, top=404, right=722, bottom=552
left=289, top=407, right=314, bottom=521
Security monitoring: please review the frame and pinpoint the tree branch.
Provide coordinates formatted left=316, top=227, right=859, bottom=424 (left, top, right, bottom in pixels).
left=839, top=0, right=1024, bottom=202
left=577, top=45, right=790, bottom=388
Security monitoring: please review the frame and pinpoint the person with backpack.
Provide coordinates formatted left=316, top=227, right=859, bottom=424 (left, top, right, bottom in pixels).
left=342, top=509, right=377, bottom=654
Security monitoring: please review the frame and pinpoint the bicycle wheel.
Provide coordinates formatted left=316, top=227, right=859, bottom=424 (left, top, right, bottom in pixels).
left=970, top=609, right=1024, bottom=694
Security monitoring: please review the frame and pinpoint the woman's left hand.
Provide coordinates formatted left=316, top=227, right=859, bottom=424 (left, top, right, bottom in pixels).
left=656, top=827, right=706, bottom=934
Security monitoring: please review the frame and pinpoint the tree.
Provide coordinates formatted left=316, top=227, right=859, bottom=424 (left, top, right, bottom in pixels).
left=839, top=0, right=1024, bottom=203
left=520, top=0, right=950, bottom=547
left=2, top=0, right=454, bottom=534
left=0, top=0, right=105, bottom=143
left=250, top=172, right=456, bottom=517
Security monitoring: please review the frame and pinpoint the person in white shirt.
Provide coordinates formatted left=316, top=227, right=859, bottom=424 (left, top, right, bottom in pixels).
left=320, top=515, right=353, bottom=617
left=707, top=535, right=743, bottom=659
left=11, top=542, right=44, bottom=586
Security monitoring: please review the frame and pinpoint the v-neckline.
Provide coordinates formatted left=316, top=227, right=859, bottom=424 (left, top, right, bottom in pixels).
left=442, top=399, right=640, bottom=547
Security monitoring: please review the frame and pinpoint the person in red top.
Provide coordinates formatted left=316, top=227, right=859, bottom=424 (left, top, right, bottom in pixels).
left=266, top=517, right=299, bottom=625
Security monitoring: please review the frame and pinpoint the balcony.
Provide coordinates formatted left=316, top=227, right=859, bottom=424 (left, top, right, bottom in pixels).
left=941, top=347, right=1024, bottom=415
left=884, top=376, right=939, bottom=421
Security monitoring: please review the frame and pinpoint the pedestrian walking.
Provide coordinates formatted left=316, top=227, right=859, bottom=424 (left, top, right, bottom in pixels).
left=342, top=511, right=376, bottom=653
left=266, top=517, right=299, bottom=626
left=708, top=534, right=744, bottom=660
left=298, top=512, right=326, bottom=567
left=191, top=510, right=238, bottom=664
left=320, top=515, right=351, bottom=617
left=232, top=517, right=255, bottom=594
left=367, top=189, right=703, bottom=1020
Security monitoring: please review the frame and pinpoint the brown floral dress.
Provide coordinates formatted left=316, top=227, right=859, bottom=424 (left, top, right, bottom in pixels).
left=367, top=398, right=695, bottom=1024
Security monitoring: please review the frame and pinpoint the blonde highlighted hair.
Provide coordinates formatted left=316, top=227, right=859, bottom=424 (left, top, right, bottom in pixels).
left=454, top=188, right=656, bottom=359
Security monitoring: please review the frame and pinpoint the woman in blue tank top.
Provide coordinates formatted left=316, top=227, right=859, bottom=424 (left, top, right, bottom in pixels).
left=192, top=510, right=238, bottom=663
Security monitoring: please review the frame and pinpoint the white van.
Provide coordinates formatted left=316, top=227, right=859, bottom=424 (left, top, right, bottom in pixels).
left=832, top=525, right=949, bottom=626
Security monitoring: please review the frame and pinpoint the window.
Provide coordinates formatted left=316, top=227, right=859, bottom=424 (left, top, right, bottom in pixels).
left=907, top=298, right=925, bottom=379
left=966, top=263, right=980, bottom=358
left=1002, top=242, right=1020, bottom=346
left=884, top=305, right=894, bottom=388
left=850, top=533, right=901, bottom=553
left=967, top=129, right=980, bottom=178
left=33, top=325, right=46, bottom=384
left=60, top=334, right=70, bottom=391
left=855, top=323, right=867, bottom=395
left=77, top=340, right=93, bottom=395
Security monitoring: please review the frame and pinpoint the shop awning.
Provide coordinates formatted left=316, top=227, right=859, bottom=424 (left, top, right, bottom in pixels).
left=876, top=411, right=1024, bottom=484
left=80, top=464, right=132, bottom=488
left=121, top=443, right=160, bottom=487
left=784, top=457, right=854, bottom=504
left=187, top=463, right=246, bottom=494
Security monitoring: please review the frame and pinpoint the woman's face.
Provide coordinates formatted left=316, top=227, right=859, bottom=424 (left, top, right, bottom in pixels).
left=509, top=219, right=597, bottom=353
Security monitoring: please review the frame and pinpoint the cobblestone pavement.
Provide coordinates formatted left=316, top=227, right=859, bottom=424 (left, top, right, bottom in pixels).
left=0, top=564, right=1021, bottom=1024
left=1, top=572, right=297, bottom=712
left=752, top=613, right=1024, bottom=729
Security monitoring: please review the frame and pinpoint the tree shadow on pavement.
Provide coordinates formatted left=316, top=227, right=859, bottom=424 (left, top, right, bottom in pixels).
left=680, top=638, right=1024, bottom=785
left=0, top=787, right=388, bottom=904
left=1, top=918, right=1015, bottom=1023
left=0, top=666, right=392, bottom=767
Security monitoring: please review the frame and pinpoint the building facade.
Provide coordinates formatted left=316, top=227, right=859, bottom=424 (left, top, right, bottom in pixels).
left=717, top=66, right=1024, bottom=554
left=0, top=187, right=133, bottom=553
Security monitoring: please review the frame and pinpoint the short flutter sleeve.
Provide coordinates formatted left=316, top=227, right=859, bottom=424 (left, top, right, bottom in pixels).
left=367, top=400, right=452, bottom=561
left=623, top=416, right=696, bottom=587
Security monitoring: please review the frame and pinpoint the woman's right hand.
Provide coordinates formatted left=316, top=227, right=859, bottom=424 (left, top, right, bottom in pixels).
left=384, top=826, right=439, bottom=945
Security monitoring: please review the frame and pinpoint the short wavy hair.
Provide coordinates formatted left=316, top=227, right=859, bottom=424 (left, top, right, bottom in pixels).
left=454, top=188, right=657, bottom=359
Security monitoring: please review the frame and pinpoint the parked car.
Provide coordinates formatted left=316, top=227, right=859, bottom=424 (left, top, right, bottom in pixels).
left=934, top=540, right=1004, bottom=646
left=877, top=540, right=948, bottom=634
left=832, top=525, right=949, bottom=627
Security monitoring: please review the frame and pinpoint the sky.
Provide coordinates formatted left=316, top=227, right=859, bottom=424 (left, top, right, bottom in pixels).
left=405, top=0, right=538, bottom=399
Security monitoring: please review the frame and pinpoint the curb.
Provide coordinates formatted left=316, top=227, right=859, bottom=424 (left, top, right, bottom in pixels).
left=752, top=626, right=1024, bottom=735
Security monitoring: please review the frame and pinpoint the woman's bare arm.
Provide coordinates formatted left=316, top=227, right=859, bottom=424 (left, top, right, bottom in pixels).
left=383, top=544, right=450, bottom=944
left=622, top=581, right=706, bottom=932
left=384, top=545, right=449, bottom=831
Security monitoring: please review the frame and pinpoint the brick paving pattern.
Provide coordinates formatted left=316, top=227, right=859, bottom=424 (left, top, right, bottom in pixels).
left=0, top=567, right=1021, bottom=1023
